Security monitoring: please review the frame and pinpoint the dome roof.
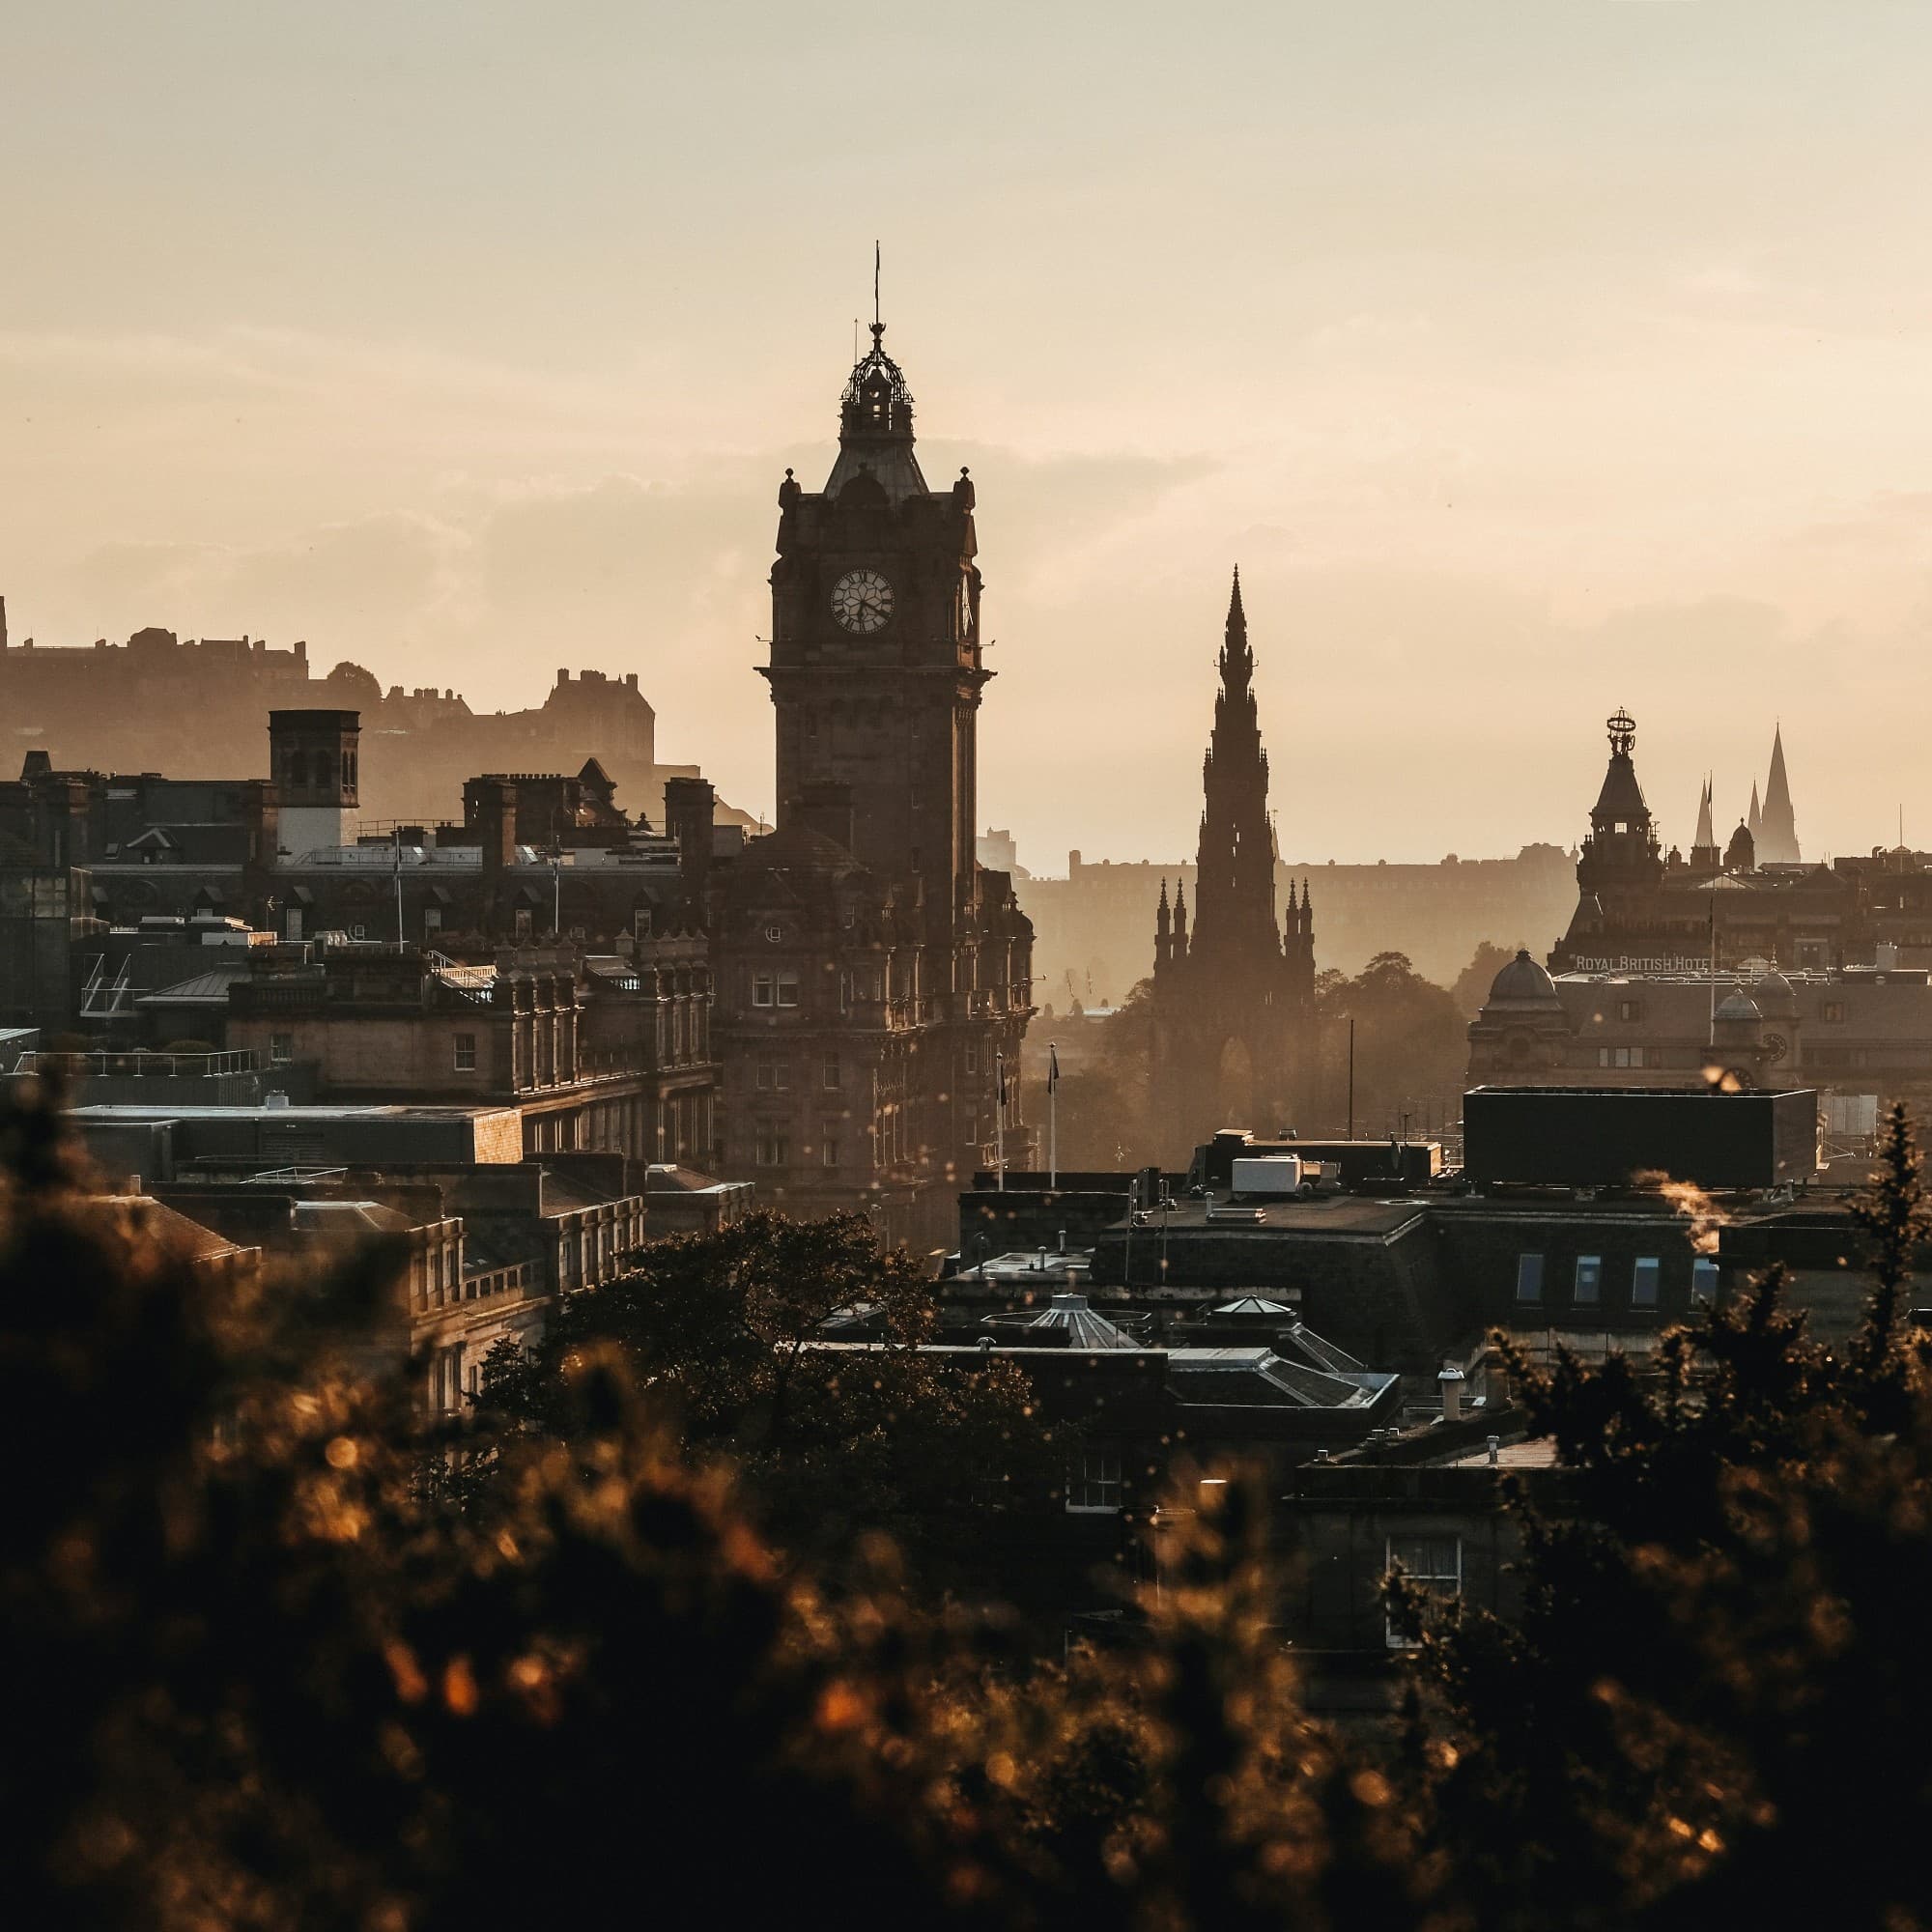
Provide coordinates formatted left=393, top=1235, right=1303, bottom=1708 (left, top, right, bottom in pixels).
left=1024, top=1293, right=1137, bottom=1351
left=1486, top=949, right=1563, bottom=1011
left=1753, top=969, right=1798, bottom=1018
left=1715, top=990, right=1762, bottom=1023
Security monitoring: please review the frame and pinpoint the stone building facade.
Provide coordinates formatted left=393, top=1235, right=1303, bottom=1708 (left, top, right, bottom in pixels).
left=1550, top=709, right=1856, bottom=974
left=1145, top=574, right=1317, bottom=1165
left=225, top=938, right=714, bottom=1162
left=708, top=316, right=1034, bottom=1246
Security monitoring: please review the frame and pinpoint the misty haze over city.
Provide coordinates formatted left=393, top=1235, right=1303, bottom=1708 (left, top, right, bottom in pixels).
left=8, top=3, right=1932, bottom=863
left=9, top=9, right=1932, bottom=1931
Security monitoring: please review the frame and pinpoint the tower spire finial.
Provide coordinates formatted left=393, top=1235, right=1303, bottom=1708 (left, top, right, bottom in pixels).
left=871, top=240, right=883, bottom=347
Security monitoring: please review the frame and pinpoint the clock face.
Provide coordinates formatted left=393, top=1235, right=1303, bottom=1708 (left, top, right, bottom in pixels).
left=831, top=568, right=894, bottom=634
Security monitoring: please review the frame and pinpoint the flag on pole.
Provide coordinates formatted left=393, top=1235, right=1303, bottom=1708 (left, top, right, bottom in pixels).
left=996, top=1051, right=1008, bottom=1107
left=1047, top=1042, right=1061, bottom=1092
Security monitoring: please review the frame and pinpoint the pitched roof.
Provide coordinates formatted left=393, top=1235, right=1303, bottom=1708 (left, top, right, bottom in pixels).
left=1165, top=1346, right=1379, bottom=1409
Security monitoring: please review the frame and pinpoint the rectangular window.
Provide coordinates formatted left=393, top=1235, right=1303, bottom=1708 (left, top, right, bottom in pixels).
left=424, top=905, right=442, bottom=934
left=756, top=1128, right=787, bottom=1168
left=753, top=972, right=775, bottom=1008
left=351, top=923, right=367, bottom=940
left=776, top=970, right=800, bottom=1009
left=1575, top=1255, right=1602, bottom=1305
left=1600, top=1045, right=1647, bottom=1069
left=270, top=1032, right=293, bottom=1065
left=964, top=1041, right=979, bottom=1075
left=822, top=1053, right=841, bottom=1091
left=1385, top=1533, right=1463, bottom=1648
left=1515, top=1253, right=1544, bottom=1303
left=430, top=1345, right=465, bottom=1416
left=1617, top=999, right=1643, bottom=1023
left=453, top=1033, right=477, bottom=1072
left=755, top=1055, right=789, bottom=1092
left=1065, top=1442, right=1123, bottom=1513
left=1823, top=1001, right=1846, bottom=1023
left=1692, top=1256, right=1719, bottom=1300
left=822, top=1136, right=839, bottom=1169
left=513, top=909, right=532, bottom=940
left=1632, top=1256, right=1661, bottom=1307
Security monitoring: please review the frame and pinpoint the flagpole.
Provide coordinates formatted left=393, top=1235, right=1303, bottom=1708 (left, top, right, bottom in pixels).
left=995, top=1050, right=1006, bottom=1193
left=1708, top=901, right=1718, bottom=1050
left=1048, top=1040, right=1059, bottom=1189
left=393, top=827, right=404, bottom=945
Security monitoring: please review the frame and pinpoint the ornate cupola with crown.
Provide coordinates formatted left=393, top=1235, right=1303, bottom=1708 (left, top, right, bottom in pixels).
left=1551, top=708, right=1666, bottom=970
left=1577, top=709, right=1662, bottom=894
left=710, top=262, right=1034, bottom=1249
left=1147, top=572, right=1316, bottom=1162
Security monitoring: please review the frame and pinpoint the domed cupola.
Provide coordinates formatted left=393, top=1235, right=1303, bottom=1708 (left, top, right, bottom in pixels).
left=1467, top=949, right=1573, bottom=1077
left=1486, top=949, right=1564, bottom=1012
left=1753, top=968, right=1799, bottom=1021
left=1712, top=988, right=1765, bottom=1064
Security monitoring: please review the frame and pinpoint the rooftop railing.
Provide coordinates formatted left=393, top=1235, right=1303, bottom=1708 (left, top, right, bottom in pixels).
left=17, top=1047, right=260, bottom=1079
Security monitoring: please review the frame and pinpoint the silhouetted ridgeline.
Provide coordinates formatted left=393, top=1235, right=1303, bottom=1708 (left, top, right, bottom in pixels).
left=0, top=610, right=746, bottom=832
left=1013, top=842, right=1576, bottom=1000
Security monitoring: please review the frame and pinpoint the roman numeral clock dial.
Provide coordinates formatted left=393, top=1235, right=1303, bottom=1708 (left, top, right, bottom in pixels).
left=831, top=568, right=894, bottom=634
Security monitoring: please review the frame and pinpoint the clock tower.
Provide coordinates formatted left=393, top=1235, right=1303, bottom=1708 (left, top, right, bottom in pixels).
left=762, top=317, right=986, bottom=932
left=706, top=308, right=1034, bottom=1247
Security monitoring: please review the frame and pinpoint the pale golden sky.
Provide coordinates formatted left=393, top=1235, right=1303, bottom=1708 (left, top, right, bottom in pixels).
left=5, top=2, right=1932, bottom=867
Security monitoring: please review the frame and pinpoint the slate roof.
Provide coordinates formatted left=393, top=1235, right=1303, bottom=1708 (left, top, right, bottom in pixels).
left=1165, top=1347, right=1382, bottom=1409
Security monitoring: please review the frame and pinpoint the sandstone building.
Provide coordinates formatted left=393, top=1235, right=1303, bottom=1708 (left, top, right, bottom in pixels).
left=1145, top=574, right=1316, bottom=1163
left=707, top=314, right=1034, bottom=1246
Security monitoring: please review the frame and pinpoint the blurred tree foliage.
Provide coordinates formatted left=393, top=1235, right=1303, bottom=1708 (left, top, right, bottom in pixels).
left=1395, top=1100, right=1932, bottom=1932
left=1030, top=979, right=1161, bottom=1172
left=1449, top=941, right=1523, bottom=1019
left=471, top=1209, right=1062, bottom=1595
left=1315, top=952, right=1467, bottom=1137
left=10, top=1067, right=1932, bottom=1931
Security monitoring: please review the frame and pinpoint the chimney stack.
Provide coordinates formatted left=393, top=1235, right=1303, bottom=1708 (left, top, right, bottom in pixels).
left=469, top=779, right=519, bottom=871
left=664, top=777, right=715, bottom=930
left=268, top=709, right=359, bottom=857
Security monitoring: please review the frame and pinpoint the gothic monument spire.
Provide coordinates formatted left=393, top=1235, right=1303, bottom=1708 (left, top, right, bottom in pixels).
left=1192, top=567, right=1281, bottom=960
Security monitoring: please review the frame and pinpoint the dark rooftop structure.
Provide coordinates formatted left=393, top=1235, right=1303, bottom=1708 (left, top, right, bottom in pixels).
left=1463, top=1084, right=1821, bottom=1189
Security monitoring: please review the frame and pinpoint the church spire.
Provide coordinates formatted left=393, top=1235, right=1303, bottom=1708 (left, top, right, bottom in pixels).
left=1220, top=566, right=1253, bottom=695
left=1190, top=571, right=1282, bottom=965
left=1691, top=773, right=1718, bottom=867
left=1757, top=723, right=1801, bottom=863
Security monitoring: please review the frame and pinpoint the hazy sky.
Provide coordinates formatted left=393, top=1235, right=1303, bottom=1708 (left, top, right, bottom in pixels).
left=6, top=1, right=1932, bottom=867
